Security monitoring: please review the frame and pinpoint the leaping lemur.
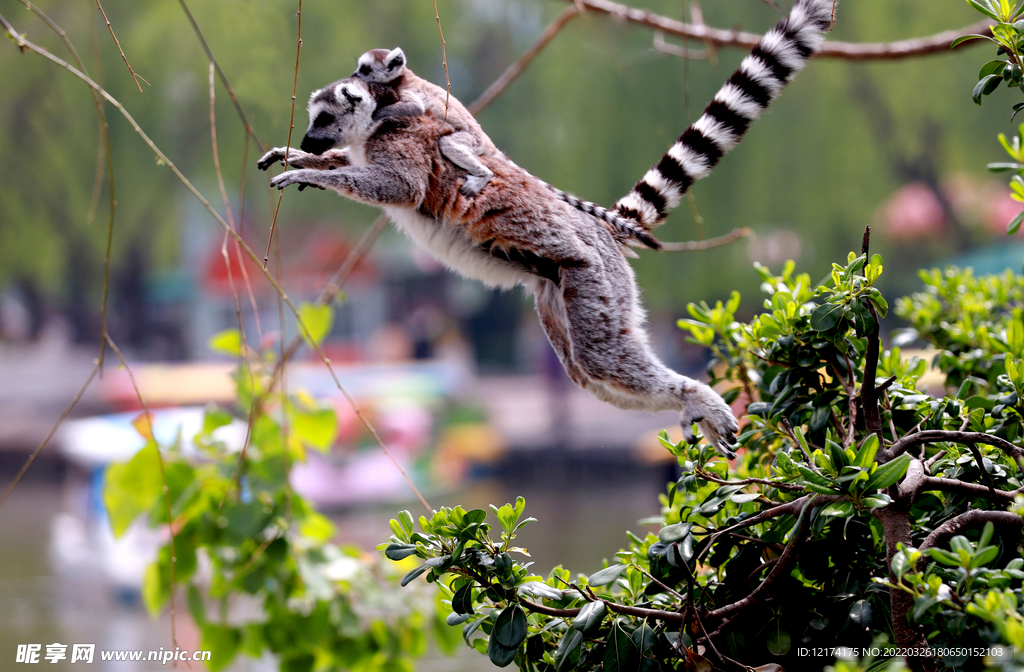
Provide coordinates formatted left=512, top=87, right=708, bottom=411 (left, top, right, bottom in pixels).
left=258, top=0, right=836, bottom=457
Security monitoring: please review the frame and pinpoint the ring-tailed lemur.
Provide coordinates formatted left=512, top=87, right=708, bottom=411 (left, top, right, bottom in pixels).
left=259, top=77, right=740, bottom=454
left=351, top=47, right=662, bottom=251
left=258, top=0, right=836, bottom=457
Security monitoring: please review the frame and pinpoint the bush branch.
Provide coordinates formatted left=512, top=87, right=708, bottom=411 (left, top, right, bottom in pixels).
left=887, top=430, right=1024, bottom=465
left=918, top=509, right=1024, bottom=560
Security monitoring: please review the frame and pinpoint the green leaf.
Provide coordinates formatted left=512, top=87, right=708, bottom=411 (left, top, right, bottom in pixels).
left=209, top=328, right=242, bottom=356
left=554, top=630, right=584, bottom=672
left=926, top=548, right=962, bottom=567
left=200, top=625, right=241, bottom=672
left=446, top=611, right=473, bottom=626
left=384, top=543, right=419, bottom=561
left=291, top=406, right=337, bottom=452
left=980, top=59, right=1010, bottom=79
left=588, top=563, right=627, bottom=586
left=987, top=162, right=1024, bottom=172
left=452, top=582, right=475, bottom=615
left=519, top=581, right=564, bottom=601
left=951, top=33, right=995, bottom=48
left=862, top=494, right=893, bottom=509
left=797, top=465, right=836, bottom=490
left=493, top=605, right=528, bottom=649
left=863, top=453, right=912, bottom=491
left=603, top=621, right=640, bottom=672
left=810, top=303, right=845, bottom=331
left=973, top=545, right=1000, bottom=568
left=820, top=500, right=855, bottom=518
left=1008, top=209, right=1024, bottom=235
left=849, top=600, right=873, bottom=626
left=973, top=74, right=1003, bottom=104
left=103, top=441, right=164, bottom=538
left=401, top=565, right=429, bottom=586
left=398, top=510, right=415, bottom=537
left=202, top=404, right=234, bottom=433
left=658, top=522, right=691, bottom=543
left=828, top=439, right=850, bottom=469
left=487, top=636, right=518, bottom=668
left=855, top=434, right=880, bottom=469
left=142, top=561, right=166, bottom=617
left=631, top=622, right=657, bottom=656
left=298, top=302, right=334, bottom=347
left=980, top=521, right=996, bottom=548
left=572, top=601, right=607, bottom=634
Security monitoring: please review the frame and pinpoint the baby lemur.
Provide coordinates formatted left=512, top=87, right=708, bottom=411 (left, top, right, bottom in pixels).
left=259, top=0, right=836, bottom=457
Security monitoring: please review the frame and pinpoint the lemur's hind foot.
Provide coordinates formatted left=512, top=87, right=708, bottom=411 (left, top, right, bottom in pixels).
left=680, top=383, right=739, bottom=459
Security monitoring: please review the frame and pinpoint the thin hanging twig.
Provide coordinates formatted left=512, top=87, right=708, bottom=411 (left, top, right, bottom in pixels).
left=94, top=0, right=148, bottom=91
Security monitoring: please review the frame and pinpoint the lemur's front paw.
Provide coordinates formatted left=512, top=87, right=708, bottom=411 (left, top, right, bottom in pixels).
left=680, top=385, right=739, bottom=459
left=270, top=169, right=317, bottom=191
left=460, top=174, right=492, bottom=197
left=257, top=147, right=290, bottom=171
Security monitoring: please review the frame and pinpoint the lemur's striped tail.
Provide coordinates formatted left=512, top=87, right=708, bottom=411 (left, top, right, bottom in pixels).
left=548, top=185, right=663, bottom=250
left=613, top=0, right=835, bottom=229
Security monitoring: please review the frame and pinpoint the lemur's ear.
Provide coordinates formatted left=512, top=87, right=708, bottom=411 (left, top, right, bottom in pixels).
left=384, top=48, right=406, bottom=73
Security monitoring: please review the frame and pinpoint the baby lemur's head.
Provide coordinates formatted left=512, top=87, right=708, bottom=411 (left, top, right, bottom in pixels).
left=300, top=78, right=399, bottom=155
left=352, top=47, right=407, bottom=85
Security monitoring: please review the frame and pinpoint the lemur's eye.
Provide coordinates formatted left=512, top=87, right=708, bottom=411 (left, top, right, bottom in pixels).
left=358, top=64, right=372, bottom=76
left=312, top=112, right=334, bottom=128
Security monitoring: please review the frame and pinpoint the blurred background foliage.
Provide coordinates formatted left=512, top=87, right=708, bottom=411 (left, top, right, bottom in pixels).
left=0, top=0, right=1016, bottom=348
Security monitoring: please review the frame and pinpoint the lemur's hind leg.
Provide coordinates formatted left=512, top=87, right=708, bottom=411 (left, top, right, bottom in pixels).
left=556, top=259, right=739, bottom=457
left=534, top=279, right=609, bottom=398
left=439, top=131, right=493, bottom=196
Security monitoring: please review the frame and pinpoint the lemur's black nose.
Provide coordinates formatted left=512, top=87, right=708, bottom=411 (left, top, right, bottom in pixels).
left=299, top=134, right=335, bottom=156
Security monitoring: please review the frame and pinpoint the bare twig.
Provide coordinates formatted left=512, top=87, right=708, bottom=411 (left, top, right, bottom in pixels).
left=554, top=0, right=993, bottom=60
left=94, top=0, right=148, bottom=92
left=0, top=364, right=100, bottom=513
left=653, top=31, right=710, bottom=61
left=659, top=227, right=751, bottom=252
left=264, top=0, right=303, bottom=268
left=432, top=0, right=451, bottom=118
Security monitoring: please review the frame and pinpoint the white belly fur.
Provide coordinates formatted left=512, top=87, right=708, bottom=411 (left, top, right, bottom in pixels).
left=384, top=207, right=533, bottom=290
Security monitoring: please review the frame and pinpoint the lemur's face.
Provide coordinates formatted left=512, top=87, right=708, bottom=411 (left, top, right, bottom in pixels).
left=300, top=78, right=377, bottom=155
left=352, top=47, right=406, bottom=84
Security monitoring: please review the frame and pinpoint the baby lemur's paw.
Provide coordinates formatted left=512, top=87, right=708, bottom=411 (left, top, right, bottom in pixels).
left=257, top=147, right=290, bottom=171
left=460, top=174, right=492, bottom=197
left=270, top=169, right=317, bottom=191
left=680, top=385, right=739, bottom=459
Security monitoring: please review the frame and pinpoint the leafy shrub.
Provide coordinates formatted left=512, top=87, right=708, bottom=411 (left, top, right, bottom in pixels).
left=383, top=252, right=1024, bottom=672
